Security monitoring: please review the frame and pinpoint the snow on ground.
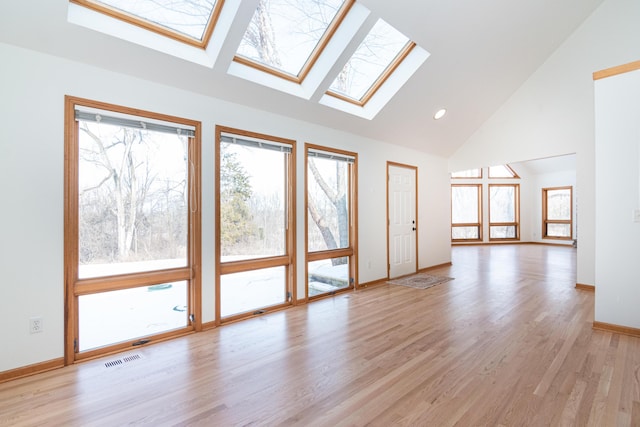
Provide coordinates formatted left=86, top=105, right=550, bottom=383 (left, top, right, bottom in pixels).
left=79, top=257, right=348, bottom=350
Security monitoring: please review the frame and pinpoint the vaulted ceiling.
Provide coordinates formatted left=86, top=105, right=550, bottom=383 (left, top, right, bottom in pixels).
left=0, top=0, right=604, bottom=157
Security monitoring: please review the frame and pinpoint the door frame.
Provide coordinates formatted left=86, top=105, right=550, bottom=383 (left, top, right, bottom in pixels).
left=386, top=161, right=418, bottom=279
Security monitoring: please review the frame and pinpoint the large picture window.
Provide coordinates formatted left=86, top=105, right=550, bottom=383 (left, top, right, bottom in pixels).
left=216, top=127, right=295, bottom=322
left=451, top=184, right=482, bottom=241
left=542, top=186, right=573, bottom=239
left=305, top=144, right=357, bottom=298
left=65, top=96, right=201, bottom=362
left=489, top=184, right=520, bottom=240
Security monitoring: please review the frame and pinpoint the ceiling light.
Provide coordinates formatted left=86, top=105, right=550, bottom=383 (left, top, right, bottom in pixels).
left=434, top=108, right=447, bottom=120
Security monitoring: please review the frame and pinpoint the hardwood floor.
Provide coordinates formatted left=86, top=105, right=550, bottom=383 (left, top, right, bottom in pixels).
left=2, top=244, right=640, bottom=426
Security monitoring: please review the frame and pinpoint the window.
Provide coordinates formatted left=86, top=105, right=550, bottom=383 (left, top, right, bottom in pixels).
left=542, top=186, right=572, bottom=239
left=235, top=0, right=353, bottom=82
left=70, top=0, right=225, bottom=47
left=451, top=185, right=482, bottom=241
left=451, top=168, right=482, bottom=179
left=488, top=164, right=519, bottom=178
left=305, top=144, right=357, bottom=298
left=489, top=184, right=520, bottom=240
left=326, top=18, right=414, bottom=105
left=65, top=96, right=201, bottom=362
left=216, top=127, right=295, bottom=321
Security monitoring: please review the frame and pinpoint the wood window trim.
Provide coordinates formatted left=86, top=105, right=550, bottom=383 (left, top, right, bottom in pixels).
left=233, top=0, right=355, bottom=84
left=451, top=184, right=483, bottom=242
left=215, top=126, right=297, bottom=324
left=593, top=60, right=640, bottom=81
left=488, top=183, right=520, bottom=241
left=64, top=96, right=202, bottom=364
left=542, top=186, right=573, bottom=240
left=304, top=143, right=358, bottom=300
left=325, top=42, right=416, bottom=107
left=69, top=0, right=225, bottom=49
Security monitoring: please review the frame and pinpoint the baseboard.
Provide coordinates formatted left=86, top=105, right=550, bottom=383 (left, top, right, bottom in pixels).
left=452, top=241, right=573, bottom=247
left=593, top=321, right=640, bottom=338
left=358, top=277, right=388, bottom=288
left=418, top=262, right=453, bottom=272
left=0, top=357, right=64, bottom=384
left=575, top=283, right=595, bottom=292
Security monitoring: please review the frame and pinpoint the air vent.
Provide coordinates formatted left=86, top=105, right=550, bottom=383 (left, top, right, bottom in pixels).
left=104, top=353, right=144, bottom=368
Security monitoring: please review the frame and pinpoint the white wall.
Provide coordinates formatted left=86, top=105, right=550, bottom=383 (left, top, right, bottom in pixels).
left=0, top=42, right=450, bottom=373
left=448, top=0, right=640, bottom=286
left=594, top=67, right=640, bottom=329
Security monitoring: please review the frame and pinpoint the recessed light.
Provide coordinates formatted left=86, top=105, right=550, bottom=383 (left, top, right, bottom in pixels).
left=434, top=108, right=447, bottom=120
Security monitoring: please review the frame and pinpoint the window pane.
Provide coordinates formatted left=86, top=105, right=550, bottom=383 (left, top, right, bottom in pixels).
left=308, top=257, right=349, bottom=297
left=329, top=19, right=410, bottom=101
left=490, top=186, right=516, bottom=222
left=220, top=142, right=286, bottom=261
left=490, top=226, right=516, bottom=239
left=90, top=0, right=218, bottom=40
left=307, top=157, right=349, bottom=252
left=547, top=223, right=571, bottom=238
left=221, top=267, right=286, bottom=317
left=78, top=120, right=188, bottom=278
left=451, top=186, right=479, bottom=223
left=452, top=226, right=479, bottom=240
left=236, top=0, right=346, bottom=77
left=79, top=281, right=187, bottom=351
left=547, top=189, right=571, bottom=220
left=451, top=168, right=481, bottom=178
left=488, top=165, right=517, bottom=178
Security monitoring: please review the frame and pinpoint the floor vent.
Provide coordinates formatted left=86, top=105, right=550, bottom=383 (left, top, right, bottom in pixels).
left=104, top=353, right=144, bottom=368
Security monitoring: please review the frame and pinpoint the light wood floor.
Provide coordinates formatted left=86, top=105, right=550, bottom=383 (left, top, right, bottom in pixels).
left=2, top=245, right=640, bottom=426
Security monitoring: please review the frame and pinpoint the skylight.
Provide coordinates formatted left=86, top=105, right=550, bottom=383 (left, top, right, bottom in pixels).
left=234, top=0, right=352, bottom=82
left=69, top=0, right=429, bottom=119
left=70, top=0, right=224, bottom=47
left=326, top=18, right=414, bottom=105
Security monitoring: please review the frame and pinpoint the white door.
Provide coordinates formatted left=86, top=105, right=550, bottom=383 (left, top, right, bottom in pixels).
left=388, top=164, right=417, bottom=278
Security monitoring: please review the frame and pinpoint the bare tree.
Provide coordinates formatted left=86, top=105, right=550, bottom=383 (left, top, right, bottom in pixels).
left=80, top=124, right=154, bottom=260
left=308, top=158, right=348, bottom=254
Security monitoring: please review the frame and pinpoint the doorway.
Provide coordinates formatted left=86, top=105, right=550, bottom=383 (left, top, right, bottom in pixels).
left=387, top=162, right=418, bottom=278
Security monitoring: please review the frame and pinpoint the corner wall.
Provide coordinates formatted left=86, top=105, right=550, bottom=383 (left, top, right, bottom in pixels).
left=448, top=0, right=640, bottom=286
left=594, top=66, right=640, bottom=329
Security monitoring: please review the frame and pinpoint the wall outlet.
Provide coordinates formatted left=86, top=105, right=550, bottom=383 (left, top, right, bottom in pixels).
left=29, top=317, right=43, bottom=334
left=633, top=209, right=640, bottom=223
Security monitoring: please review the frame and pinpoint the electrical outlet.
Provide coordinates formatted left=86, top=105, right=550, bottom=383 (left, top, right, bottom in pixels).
left=29, top=317, right=43, bottom=334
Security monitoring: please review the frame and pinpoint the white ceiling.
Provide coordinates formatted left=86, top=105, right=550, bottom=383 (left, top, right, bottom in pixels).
left=0, top=0, right=604, bottom=157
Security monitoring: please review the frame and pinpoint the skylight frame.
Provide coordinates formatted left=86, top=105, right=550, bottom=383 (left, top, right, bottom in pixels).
left=69, top=0, right=226, bottom=48
left=326, top=40, right=416, bottom=106
left=232, top=0, right=355, bottom=84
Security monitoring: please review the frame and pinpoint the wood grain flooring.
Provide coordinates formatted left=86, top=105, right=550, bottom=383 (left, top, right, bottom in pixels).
left=1, top=244, right=640, bottom=426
